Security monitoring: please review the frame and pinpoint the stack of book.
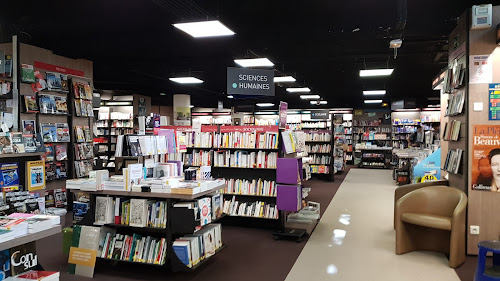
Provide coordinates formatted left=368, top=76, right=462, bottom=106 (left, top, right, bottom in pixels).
left=442, top=120, right=461, bottom=141
left=9, top=270, right=60, bottom=281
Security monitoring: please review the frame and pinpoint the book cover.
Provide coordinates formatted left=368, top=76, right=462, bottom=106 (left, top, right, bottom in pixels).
left=83, top=84, right=93, bottom=100
left=56, top=162, right=67, bottom=179
left=21, top=64, right=35, bottom=83
left=129, top=199, right=147, bottom=227
left=56, top=123, right=70, bottom=142
left=74, top=100, right=81, bottom=117
left=0, top=249, right=10, bottom=280
left=21, top=121, right=36, bottom=136
left=55, top=96, right=68, bottom=114
left=60, top=74, right=69, bottom=92
left=0, top=163, right=19, bottom=191
left=45, top=191, right=54, bottom=208
left=44, top=142, right=55, bottom=161
left=0, top=133, right=12, bottom=154
left=55, top=144, right=67, bottom=161
left=13, top=270, right=59, bottom=280
left=54, top=188, right=66, bottom=207
left=26, top=160, right=46, bottom=191
left=198, top=197, right=212, bottom=226
left=23, top=96, right=38, bottom=113
left=41, top=123, right=57, bottom=143
left=73, top=81, right=81, bottom=98
left=9, top=241, right=37, bottom=276
left=46, top=72, right=62, bottom=91
left=83, top=126, right=91, bottom=142
left=45, top=163, right=56, bottom=181
left=211, top=194, right=222, bottom=220
left=75, top=126, right=85, bottom=143
left=11, top=132, right=24, bottom=153
left=22, top=134, right=37, bottom=153
left=38, top=95, right=56, bottom=114
left=86, top=100, right=94, bottom=117
left=81, top=99, right=88, bottom=116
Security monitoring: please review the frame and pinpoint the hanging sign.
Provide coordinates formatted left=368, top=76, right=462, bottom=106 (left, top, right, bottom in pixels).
left=489, top=83, right=500, bottom=120
left=227, top=67, right=275, bottom=96
left=279, top=101, right=288, bottom=129
left=310, top=110, right=329, bottom=120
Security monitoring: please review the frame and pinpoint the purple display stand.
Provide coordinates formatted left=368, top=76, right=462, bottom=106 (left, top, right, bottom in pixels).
left=276, top=158, right=303, bottom=184
left=277, top=184, right=302, bottom=212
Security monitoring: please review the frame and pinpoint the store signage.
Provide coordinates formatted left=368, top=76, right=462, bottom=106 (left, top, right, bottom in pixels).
left=34, top=61, right=85, bottom=77
left=279, top=101, right=288, bottom=129
left=219, top=125, right=279, bottom=133
left=310, top=110, right=329, bottom=120
left=412, top=148, right=441, bottom=184
left=391, top=100, right=405, bottom=110
left=354, top=109, right=363, bottom=116
left=227, top=67, right=275, bottom=96
left=489, top=83, right=500, bottom=120
left=160, top=125, right=218, bottom=132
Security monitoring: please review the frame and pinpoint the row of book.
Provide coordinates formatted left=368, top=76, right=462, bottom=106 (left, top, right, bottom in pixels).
left=74, top=99, right=94, bottom=117
left=122, top=135, right=174, bottom=157
left=310, top=165, right=330, bottom=174
left=173, top=224, right=222, bottom=268
left=41, top=123, right=70, bottom=143
left=75, top=126, right=92, bottom=142
left=392, top=126, right=418, bottom=133
left=353, top=120, right=381, bottom=126
left=99, top=230, right=167, bottom=265
left=75, top=143, right=94, bottom=160
left=301, top=121, right=330, bottom=129
left=305, top=132, right=331, bottom=142
left=180, top=132, right=214, bottom=148
left=306, top=144, right=331, bottom=153
left=443, top=149, right=463, bottom=174
left=213, top=151, right=277, bottom=169
left=0, top=214, right=60, bottom=242
left=74, top=160, right=92, bottom=178
left=442, top=120, right=461, bottom=141
left=23, top=95, right=67, bottom=114
left=443, top=64, right=466, bottom=93
left=172, top=194, right=221, bottom=227
left=98, top=112, right=134, bottom=120
left=73, top=81, right=93, bottom=100
left=223, top=178, right=277, bottom=196
left=222, top=197, right=279, bottom=219
left=309, top=155, right=331, bottom=165
left=0, top=132, right=39, bottom=154
left=445, top=89, right=465, bottom=116
left=282, top=131, right=299, bottom=154
left=2, top=190, right=40, bottom=215
left=95, top=197, right=167, bottom=228
left=213, top=132, right=279, bottom=149
left=182, top=150, right=212, bottom=166
left=392, top=119, right=421, bottom=125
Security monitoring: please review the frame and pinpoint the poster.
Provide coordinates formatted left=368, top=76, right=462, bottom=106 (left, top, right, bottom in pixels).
left=489, top=83, right=500, bottom=120
left=279, top=101, right=287, bottom=129
left=472, top=125, right=500, bottom=191
left=470, top=55, right=492, bottom=84
left=26, top=160, right=45, bottom=191
left=412, top=148, right=441, bottom=183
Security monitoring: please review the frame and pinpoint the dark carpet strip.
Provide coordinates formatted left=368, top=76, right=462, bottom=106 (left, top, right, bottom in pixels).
left=36, top=168, right=350, bottom=281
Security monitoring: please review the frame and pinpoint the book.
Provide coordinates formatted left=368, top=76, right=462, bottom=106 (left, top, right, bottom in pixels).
left=21, top=64, right=35, bottom=83
left=211, top=194, right=222, bottom=220
left=45, top=72, right=62, bottom=91
left=95, top=197, right=114, bottom=225
left=73, top=81, right=81, bottom=99
left=0, top=163, right=19, bottom=191
left=85, top=100, right=94, bottom=117
left=40, top=124, right=57, bottom=143
left=74, top=100, right=81, bottom=117
left=83, top=126, right=91, bottom=142
left=11, top=133, right=25, bottom=153
left=56, top=162, right=67, bottom=179
left=0, top=133, right=12, bottom=154
left=43, top=144, right=54, bottom=162
left=198, top=197, right=211, bottom=226
left=74, top=126, right=85, bottom=143
left=56, top=123, right=70, bottom=142
left=83, top=84, right=93, bottom=100
left=22, top=134, right=37, bottom=153
left=54, top=144, right=67, bottom=161
left=23, top=96, right=38, bottom=113
left=38, top=95, right=56, bottom=114
left=55, top=96, right=68, bottom=114
left=45, top=163, right=56, bottom=181
left=0, top=249, right=10, bottom=280
left=9, top=242, right=37, bottom=276
left=60, top=74, right=69, bottom=92
left=26, top=160, right=46, bottom=191
left=11, top=270, right=59, bottom=280
left=80, top=100, right=88, bottom=117
left=22, top=120, right=36, bottom=134
left=68, top=225, right=100, bottom=278
left=129, top=199, right=148, bottom=228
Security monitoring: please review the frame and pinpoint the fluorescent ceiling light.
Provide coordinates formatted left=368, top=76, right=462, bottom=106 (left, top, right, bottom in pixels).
left=255, top=111, right=277, bottom=115
left=310, top=101, right=327, bottom=105
left=274, top=76, right=296, bottom=83
left=364, top=100, right=383, bottom=104
left=256, top=103, right=274, bottom=107
left=302, top=111, right=311, bottom=113
left=169, top=77, right=204, bottom=84
left=189, top=105, right=194, bottom=108
left=363, top=90, right=386, bottom=96
left=359, top=69, right=394, bottom=77
left=227, top=95, right=234, bottom=99
left=300, top=95, right=321, bottom=99
left=286, top=87, right=311, bottom=93
left=234, top=58, right=274, bottom=67
left=173, top=20, right=235, bottom=38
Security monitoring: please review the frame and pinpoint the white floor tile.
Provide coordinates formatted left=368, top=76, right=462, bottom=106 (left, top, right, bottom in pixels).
left=285, top=169, right=461, bottom=281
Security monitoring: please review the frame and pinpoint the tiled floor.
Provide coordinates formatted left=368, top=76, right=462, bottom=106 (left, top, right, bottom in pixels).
left=285, top=169, right=461, bottom=281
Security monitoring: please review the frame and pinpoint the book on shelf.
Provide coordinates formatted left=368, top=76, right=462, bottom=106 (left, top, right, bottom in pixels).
left=40, top=123, right=57, bottom=143
left=198, top=197, right=212, bottom=226
left=60, top=74, right=69, bottom=93
left=21, top=64, right=35, bottom=83
left=55, top=144, right=67, bottom=161
left=56, top=123, right=70, bottom=142
left=74, top=99, right=81, bottom=117
left=0, top=163, right=20, bottom=191
left=22, top=120, right=36, bottom=135
left=11, top=132, right=25, bottom=153
left=0, top=132, right=12, bottom=154
left=46, top=72, right=62, bottom=91
left=173, top=224, right=222, bottom=268
left=55, top=96, right=68, bottom=114
left=213, top=131, right=278, bottom=149
left=223, top=178, right=277, bottom=196
left=26, top=160, right=45, bottom=191
left=68, top=225, right=100, bottom=278
left=443, top=149, right=463, bottom=174
left=213, top=150, right=277, bottom=168
left=23, top=96, right=39, bottom=113
left=222, top=196, right=279, bottom=219
left=38, top=95, right=56, bottom=114
left=212, top=193, right=222, bottom=220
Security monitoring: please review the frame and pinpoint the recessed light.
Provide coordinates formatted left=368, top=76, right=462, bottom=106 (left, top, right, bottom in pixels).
left=159, top=92, right=166, bottom=96
left=310, top=101, right=327, bottom=105
left=274, top=76, right=296, bottom=83
left=227, top=95, right=234, bottom=99
left=286, top=87, right=311, bottom=93
left=234, top=58, right=274, bottom=67
left=364, top=100, right=383, bottom=104
left=189, top=105, right=194, bottom=108
left=173, top=20, right=235, bottom=38
left=169, top=77, right=204, bottom=84
left=300, top=95, right=321, bottom=99
left=256, top=103, right=274, bottom=107
left=363, top=90, right=386, bottom=95
left=359, top=69, right=394, bottom=77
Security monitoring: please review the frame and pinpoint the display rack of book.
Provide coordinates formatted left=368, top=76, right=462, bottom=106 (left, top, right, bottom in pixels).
left=343, top=120, right=353, bottom=164
left=304, top=130, right=334, bottom=180
left=333, top=115, right=346, bottom=173
left=391, top=119, right=421, bottom=149
left=357, top=147, right=393, bottom=169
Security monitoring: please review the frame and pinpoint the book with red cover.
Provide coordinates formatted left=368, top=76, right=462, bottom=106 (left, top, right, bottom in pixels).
left=14, top=270, right=59, bottom=280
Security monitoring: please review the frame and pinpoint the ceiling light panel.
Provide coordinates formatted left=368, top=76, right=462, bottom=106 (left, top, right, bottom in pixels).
left=300, top=95, right=321, bottom=99
left=234, top=58, right=274, bottom=67
left=363, top=90, right=386, bottom=95
left=364, top=100, right=383, bottom=104
left=169, top=77, right=204, bottom=84
left=256, top=103, right=274, bottom=107
left=173, top=20, right=235, bottom=38
left=310, top=101, right=327, bottom=104
left=274, top=76, right=296, bottom=83
left=359, top=69, right=394, bottom=77
left=286, top=87, right=311, bottom=93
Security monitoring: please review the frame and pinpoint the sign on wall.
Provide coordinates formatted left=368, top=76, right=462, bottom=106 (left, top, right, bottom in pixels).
left=227, top=67, right=275, bottom=96
left=471, top=125, right=500, bottom=191
left=489, top=83, right=500, bottom=120
left=311, top=110, right=329, bottom=120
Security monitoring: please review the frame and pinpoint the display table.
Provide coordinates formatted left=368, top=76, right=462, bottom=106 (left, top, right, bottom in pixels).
left=0, top=225, right=62, bottom=251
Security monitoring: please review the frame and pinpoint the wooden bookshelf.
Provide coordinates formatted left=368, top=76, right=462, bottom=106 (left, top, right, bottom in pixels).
left=0, top=152, right=44, bottom=158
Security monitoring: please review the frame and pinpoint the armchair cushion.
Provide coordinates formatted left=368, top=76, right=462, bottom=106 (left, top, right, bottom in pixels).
left=401, top=213, right=451, bottom=231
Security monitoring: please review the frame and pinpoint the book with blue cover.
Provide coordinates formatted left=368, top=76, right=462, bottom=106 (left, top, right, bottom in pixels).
left=46, top=72, right=62, bottom=91
left=0, top=163, right=19, bottom=191
left=38, top=95, right=56, bottom=114
left=0, top=249, right=10, bottom=280
left=41, top=123, right=57, bottom=143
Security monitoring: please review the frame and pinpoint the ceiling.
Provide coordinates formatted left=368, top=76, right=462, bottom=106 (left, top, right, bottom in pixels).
left=1, top=0, right=477, bottom=109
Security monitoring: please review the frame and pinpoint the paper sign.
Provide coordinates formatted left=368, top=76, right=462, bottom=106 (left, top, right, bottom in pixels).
left=192, top=119, right=202, bottom=133
left=470, top=55, right=493, bottom=84
left=68, top=247, right=97, bottom=267
left=474, top=102, right=484, bottom=112
left=1, top=123, right=8, bottom=133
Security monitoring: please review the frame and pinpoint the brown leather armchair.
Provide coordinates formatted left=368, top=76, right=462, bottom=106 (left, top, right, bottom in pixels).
left=394, top=180, right=449, bottom=228
left=395, top=185, right=467, bottom=268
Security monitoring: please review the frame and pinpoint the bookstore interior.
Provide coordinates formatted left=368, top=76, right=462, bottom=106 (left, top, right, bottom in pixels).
left=0, top=2, right=499, bottom=281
